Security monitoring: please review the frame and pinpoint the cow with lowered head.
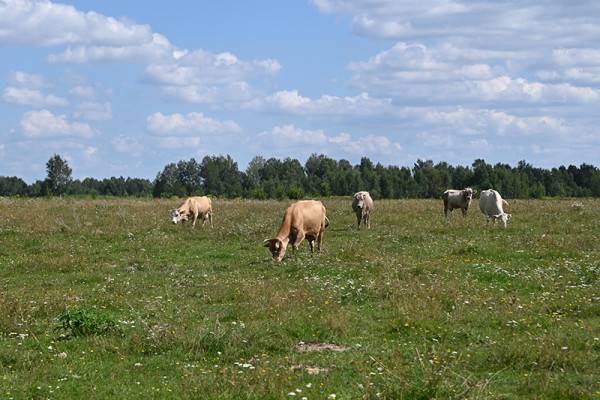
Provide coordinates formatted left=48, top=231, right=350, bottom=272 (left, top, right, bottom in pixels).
left=171, top=196, right=213, bottom=228
left=263, top=200, right=328, bottom=262
left=442, top=188, right=475, bottom=218
left=479, top=189, right=511, bottom=228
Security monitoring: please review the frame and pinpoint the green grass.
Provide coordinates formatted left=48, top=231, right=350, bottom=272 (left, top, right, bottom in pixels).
left=1, top=197, right=599, bottom=399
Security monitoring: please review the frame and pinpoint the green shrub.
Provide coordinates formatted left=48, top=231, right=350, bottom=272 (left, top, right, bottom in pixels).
left=54, top=307, right=119, bottom=339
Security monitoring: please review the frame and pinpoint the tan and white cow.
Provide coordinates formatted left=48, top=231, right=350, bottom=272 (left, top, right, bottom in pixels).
left=352, top=191, right=374, bottom=229
left=442, top=188, right=474, bottom=218
left=170, top=196, right=213, bottom=228
left=263, top=200, right=328, bottom=262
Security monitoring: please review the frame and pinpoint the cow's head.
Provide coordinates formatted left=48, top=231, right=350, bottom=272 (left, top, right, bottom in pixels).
left=463, top=188, right=474, bottom=201
left=263, top=238, right=287, bottom=262
left=170, top=209, right=187, bottom=224
left=354, top=192, right=366, bottom=209
left=493, top=212, right=511, bottom=228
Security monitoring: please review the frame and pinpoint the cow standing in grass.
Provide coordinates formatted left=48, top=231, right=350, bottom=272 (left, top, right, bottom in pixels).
left=352, top=191, right=374, bottom=229
left=442, top=188, right=474, bottom=218
left=263, top=200, right=328, bottom=262
left=171, top=196, right=213, bottom=228
left=479, top=189, right=511, bottom=228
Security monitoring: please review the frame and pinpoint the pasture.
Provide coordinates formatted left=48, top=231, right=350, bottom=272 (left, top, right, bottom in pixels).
left=0, top=197, right=599, bottom=399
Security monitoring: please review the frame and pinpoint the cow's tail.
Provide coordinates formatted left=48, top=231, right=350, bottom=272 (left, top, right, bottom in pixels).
left=324, top=216, right=330, bottom=229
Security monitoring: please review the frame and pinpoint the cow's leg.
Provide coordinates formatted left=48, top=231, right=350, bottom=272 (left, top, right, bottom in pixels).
left=315, top=228, right=325, bottom=253
left=192, top=212, right=198, bottom=228
left=208, top=212, right=213, bottom=228
left=308, top=239, right=315, bottom=253
left=292, top=231, right=305, bottom=251
left=356, top=213, right=361, bottom=230
left=365, top=213, right=370, bottom=229
left=461, top=207, right=468, bottom=217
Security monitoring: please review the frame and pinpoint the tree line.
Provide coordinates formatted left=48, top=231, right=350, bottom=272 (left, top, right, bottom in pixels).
left=2, top=154, right=600, bottom=199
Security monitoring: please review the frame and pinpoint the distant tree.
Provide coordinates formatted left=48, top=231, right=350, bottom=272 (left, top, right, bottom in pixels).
left=200, top=155, right=243, bottom=197
left=45, top=154, right=72, bottom=196
left=153, top=163, right=186, bottom=197
left=0, top=176, right=28, bottom=196
left=245, top=155, right=266, bottom=191
left=176, top=158, right=203, bottom=195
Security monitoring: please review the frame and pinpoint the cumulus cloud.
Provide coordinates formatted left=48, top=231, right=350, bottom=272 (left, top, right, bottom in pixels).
left=48, top=32, right=176, bottom=64
left=20, top=109, right=95, bottom=138
left=349, top=42, right=600, bottom=105
left=259, top=124, right=402, bottom=155
left=145, top=51, right=280, bottom=104
left=9, top=71, right=46, bottom=88
left=258, top=124, right=328, bottom=145
left=1, top=1, right=281, bottom=105
left=0, top=0, right=152, bottom=46
left=3, top=86, right=69, bottom=108
left=332, top=132, right=402, bottom=155
left=251, top=90, right=392, bottom=116
left=311, top=0, right=600, bottom=48
left=69, top=85, right=96, bottom=99
left=146, top=112, right=241, bottom=136
left=74, top=101, right=112, bottom=121
left=111, top=135, right=144, bottom=157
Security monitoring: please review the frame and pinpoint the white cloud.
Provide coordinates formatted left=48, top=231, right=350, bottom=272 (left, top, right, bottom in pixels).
left=69, top=85, right=96, bottom=99
left=145, top=50, right=280, bottom=104
left=3, top=86, right=69, bottom=108
left=311, top=1, right=600, bottom=48
left=259, top=124, right=402, bottom=155
left=74, top=101, right=112, bottom=121
left=1, top=1, right=281, bottom=106
left=83, top=146, right=97, bottom=158
left=251, top=90, right=392, bottom=116
left=146, top=112, right=241, bottom=135
left=258, top=124, right=328, bottom=145
left=349, top=42, right=600, bottom=105
left=9, top=71, right=45, bottom=88
left=20, top=109, right=94, bottom=138
left=0, top=0, right=152, bottom=46
left=48, top=33, right=175, bottom=64
left=111, top=135, right=144, bottom=157
left=332, top=132, right=402, bottom=155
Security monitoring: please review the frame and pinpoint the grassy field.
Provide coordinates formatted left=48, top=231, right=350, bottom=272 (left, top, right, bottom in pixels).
left=1, top=197, right=599, bottom=399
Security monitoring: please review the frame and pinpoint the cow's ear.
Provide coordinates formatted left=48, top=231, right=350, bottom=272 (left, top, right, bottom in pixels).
left=263, top=239, right=271, bottom=247
left=506, top=213, right=512, bottom=219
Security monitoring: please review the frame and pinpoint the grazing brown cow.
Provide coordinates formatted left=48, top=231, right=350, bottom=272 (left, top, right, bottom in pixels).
left=352, top=191, right=374, bottom=229
left=442, top=188, right=474, bottom=218
left=170, top=196, right=213, bottom=228
left=263, top=200, right=328, bottom=262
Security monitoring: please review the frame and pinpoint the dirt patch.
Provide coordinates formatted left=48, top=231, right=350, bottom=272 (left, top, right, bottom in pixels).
left=295, top=341, right=350, bottom=353
left=290, top=364, right=330, bottom=375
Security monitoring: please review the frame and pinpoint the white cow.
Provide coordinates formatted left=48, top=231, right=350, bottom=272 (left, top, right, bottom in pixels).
left=479, top=189, right=511, bottom=228
left=352, top=191, right=374, bottom=229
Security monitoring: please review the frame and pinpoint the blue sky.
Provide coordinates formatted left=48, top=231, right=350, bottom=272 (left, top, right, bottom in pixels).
left=1, top=0, right=600, bottom=182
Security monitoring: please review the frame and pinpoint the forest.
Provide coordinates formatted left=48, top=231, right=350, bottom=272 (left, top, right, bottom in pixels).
left=2, top=153, right=600, bottom=199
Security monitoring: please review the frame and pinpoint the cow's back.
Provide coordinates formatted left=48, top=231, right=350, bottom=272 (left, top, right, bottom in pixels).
left=291, top=200, right=326, bottom=234
left=479, top=190, right=502, bottom=215
left=189, top=196, right=211, bottom=214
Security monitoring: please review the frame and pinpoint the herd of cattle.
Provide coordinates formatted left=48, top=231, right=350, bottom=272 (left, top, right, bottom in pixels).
left=170, top=188, right=511, bottom=261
